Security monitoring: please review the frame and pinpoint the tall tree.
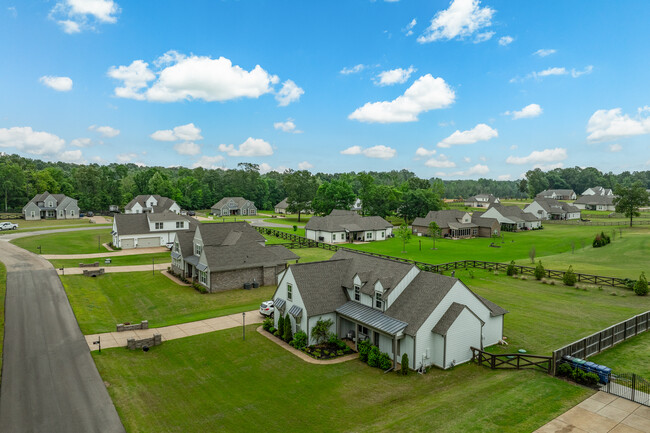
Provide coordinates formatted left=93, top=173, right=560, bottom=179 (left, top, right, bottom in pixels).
left=0, top=161, right=26, bottom=211
left=613, top=182, right=650, bottom=227
left=283, top=170, right=318, bottom=221
left=311, top=179, right=355, bottom=215
left=428, top=221, right=440, bottom=250
left=526, top=168, right=549, bottom=198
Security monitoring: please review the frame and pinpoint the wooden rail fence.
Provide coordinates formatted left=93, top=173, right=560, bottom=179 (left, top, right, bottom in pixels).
left=544, top=219, right=650, bottom=227
left=256, top=227, right=636, bottom=289
left=471, top=347, right=553, bottom=374
left=552, top=311, right=650, bottom=375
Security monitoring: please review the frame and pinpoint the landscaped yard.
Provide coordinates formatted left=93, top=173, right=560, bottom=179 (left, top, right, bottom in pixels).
left=291, top=247, right=334, bottom=263
left=588, top=331, right=650, bottom=377
left=49, top=251, right=172, bottom=269
left=93, top=325, right=591, bottom=433
left=11, top=229, right=113, bottom=254
left=0, top=218, right=112, bottom=235
left=61, top=271, right=276, bottom=334
left=263, top=214, right=311, bottom=227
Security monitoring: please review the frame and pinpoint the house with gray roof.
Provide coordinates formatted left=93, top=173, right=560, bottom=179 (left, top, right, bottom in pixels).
left=22, top=192, right=80, bottom=221
left=305, top=209, right=392, bottom=243
left=582, top=186, right=614, bottom=197
left=274, top=198, right=289, bottom=214
left=536, top=189, right=577, bottom=200
left=171, top=222, right=298, bottom=292
left=524, top=197, right=581, bottom=220
left=412, top=210, right=500, bottom=238
left=211, top=197, right=257, bottom=217
left=124, top=194, right=181, bottom=214
left=463, top=194, right=500, bottom=208
left=112, top=211, right=195, bottom=249
left=272, top=249, right=506, bottom=370
left=574, top=194, right=616, bottom=211
left=480, top=204, right=542, bottom=231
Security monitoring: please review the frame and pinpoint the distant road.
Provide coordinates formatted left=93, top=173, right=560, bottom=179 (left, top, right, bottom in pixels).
left=0, top=227, right=125, bottom=432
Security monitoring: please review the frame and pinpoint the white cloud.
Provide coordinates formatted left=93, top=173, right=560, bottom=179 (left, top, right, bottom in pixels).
left=404, top=18, right=417, bottom=36
left=349, top=74, right=455, bottom=123
left=505, top=103, right=543, bottom=119
left=150, top=123, right=202, bottom=141
left=218, top=137, right=273, bottom=157
left=506, top=147, right=567, bottom=165
left=474, top=31, right=494, bottom=43
left=258, top=163, right=289, bottom=174
left=538, top=67, right=567, bottom=77
left=89, top=125, right=119, bottom=137
left=341, top=145, right=396, bottom=159
left=498, top=35, right=514, bottom=46
left=533, top=48, right=556, bottom=57
left=608, top=143, right=622, bottom=152
left=298, top=161, right=313, bottom=170
left=513, top=65, right=593, bottom=82
left=534, top=162, right=564, bottom=170
left=425, top=154, right=456, bottom=168
left=463, top=156, right=471, bottom=163
left=51, top=0, right=120, bottom=33
left=58, top=149, right=84, bottom=163
left=415, top=147, right=436, bottom=159
left=437, top=123, right=498, bottom=148
left=586, top=107, right=650, bottom=142
left=375, top=66, right=416, bottom=86
left=192, top=155, right=225, bottom=169
left=340, top=64, right=365, bottom=75
left=70, top=137, right=91, bottom=147
left=116, top=153, right=138, bottom=163
left=0, top=126, right=65, bottom=155
left=173, top=141, right=201, bottom=156
left=571, top=65, right=593, bottom=78
left=39, top=75, right=73, bottom=91
left=452, top=164, right=489, bottom=176
left=90, top=155, right=105, bottom=163
left=108, top=52, right=293, bottom=104
left=58, top=19, right=81, bottom=33
left=418, top=0, right=495, bottom=44
left=275, top=80, right=304, bottom=106
left=274, top=119, right=302, bottom=133
left=497, top=174, right=511, bottom=180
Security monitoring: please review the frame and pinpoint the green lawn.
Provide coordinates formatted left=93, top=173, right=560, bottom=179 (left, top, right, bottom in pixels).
left=292, top=247, right=335, bottom=263
left=93, top=326, right=590, bottom=433
left=452, top=269, right=650, bottom=355
left=49, top=252, right=172, bottom=269
left=61, top=271, right=276, bottom=334
left=11, top=229, right=112, bottom=254
left=262, top=215, right=310, bottom=227
left=0, top=262, right=5, bottom=383
left=588, top=331, right=650, bottom=377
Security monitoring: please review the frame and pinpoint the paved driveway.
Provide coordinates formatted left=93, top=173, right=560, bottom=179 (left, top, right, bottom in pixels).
left=0, top=228, right=125, bottom=432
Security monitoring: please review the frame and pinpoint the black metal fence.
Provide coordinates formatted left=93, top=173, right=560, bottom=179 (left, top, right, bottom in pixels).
left=605, top=372, right=650, bottom=406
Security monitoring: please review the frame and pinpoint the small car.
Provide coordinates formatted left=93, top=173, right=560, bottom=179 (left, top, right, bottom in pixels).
left=86, top=211, right=94, bottom=217
left=165, top=242, right=174, bottom=250
left=187, top=210, right=196, bottom=216
left=259, top=300, right=274, bottom=317
left=0, top=222, right=19, bottom=230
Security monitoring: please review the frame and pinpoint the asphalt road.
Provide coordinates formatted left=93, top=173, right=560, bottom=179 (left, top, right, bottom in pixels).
left=0, top=227, right=125, bottom=433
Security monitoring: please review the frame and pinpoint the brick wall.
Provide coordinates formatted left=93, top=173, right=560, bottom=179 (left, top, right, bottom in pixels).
left=209, top=267, right=263, bottom=292
left=116, top=320, right=149, bottom=332
left=127, top=334, right=162, bottom=350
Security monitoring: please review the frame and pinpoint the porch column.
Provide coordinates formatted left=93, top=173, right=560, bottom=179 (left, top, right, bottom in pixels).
left=355, top=322, right=359, bottom=351
left=393, top=336, right=397, bottom=367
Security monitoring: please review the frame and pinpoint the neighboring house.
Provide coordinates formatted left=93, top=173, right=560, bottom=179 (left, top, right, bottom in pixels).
left=274, top=198, right=289, bottom=214
left=464, top=194, right=500, bottom=208
left=211, top=197, right=257, bottom=216
left=351, top=198, right=362, bottom=212
left=573, top=195, right=616, bottom=211
left=524, top=198, right=581, bottom=220
left=124, top=195, right=181, bottom=214
left=272, top=250, right=507, bottom=370
left=171, top=222, right=298, bottom=292
left=22, top=192, right=80, bottom=221
left=480, top=204, right=542, bottom=231
left=536, top=189, right=577, bottom=200
left=112, top=211, right=195, bottom=249
left=305, top=209, right=393, bottom=243
left=582, top=186, right=614, bottom=197
left=412, top=210, right=500, bottom=238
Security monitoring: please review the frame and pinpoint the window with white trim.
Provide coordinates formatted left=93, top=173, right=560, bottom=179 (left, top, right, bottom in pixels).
left=332, top=234, right=336, bottom=241
left=375, top=291, right=383, bottom=309
left=155, top=222, right=163, bottom=229
left=366, top=232, right=372, bottom=240
left=354, top=285, right=360, bottom=301
left=194, top=243, right=202, bottom=256
left=30, top=211, right=35, bottom=218
left=381, top=231, right=385, bottom=238
left=287, top=283, right=293, bottom=301
left=176, top=221, right=184, bottom=228
left=199, top=270, right=208, bottom=285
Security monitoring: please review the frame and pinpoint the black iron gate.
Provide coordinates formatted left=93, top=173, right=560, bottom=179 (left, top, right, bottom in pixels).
left=604, top=372, right=650, bottom=406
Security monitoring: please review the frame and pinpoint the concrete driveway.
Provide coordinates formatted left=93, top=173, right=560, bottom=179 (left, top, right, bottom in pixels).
left=0, top=228, right=125, bottom=432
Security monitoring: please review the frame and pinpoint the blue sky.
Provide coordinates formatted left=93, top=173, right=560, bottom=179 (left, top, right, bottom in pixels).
left=1, top=0, right=649, bottom=179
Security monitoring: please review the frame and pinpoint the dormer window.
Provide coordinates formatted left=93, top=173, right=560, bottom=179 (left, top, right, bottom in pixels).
left=176, top=221, right=184, bottom=228
left=194, top=243, right=202, bottom=256
left=155, top=222, right=163, bottom=229
left=375, top=292, right=383, bottom=309
left=354, top=285, right=360, bottom=301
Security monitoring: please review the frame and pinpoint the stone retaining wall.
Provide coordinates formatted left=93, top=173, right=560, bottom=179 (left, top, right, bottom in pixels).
left=83, top=268, right=105, bottom=277
left=79, top=262, right=99, bottom=268
left=127, top=334, right=162, bottom=350
left=116, top=320, right=148, bottom=332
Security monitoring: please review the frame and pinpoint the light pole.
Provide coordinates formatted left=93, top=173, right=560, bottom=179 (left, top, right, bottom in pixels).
left=93, top=336, right=101, bottom=353
left=152, top=257, right=155, bottom=276
left=242, top=312, right=246, bottom=341
left=98, top=235, right=101, bottom=251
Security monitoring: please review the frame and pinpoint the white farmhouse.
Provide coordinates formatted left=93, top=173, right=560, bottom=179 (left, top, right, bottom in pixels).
left=573, top=195, right=616, bottom=211
left=582, top=186, right=614, bottom=196
left=480, top=204, right=542, bottom=231
left=464, top=194, right=500, bottom=208
left=112, top=211, right=194, bottom=249
left=305, top=210, right=393, bottom=243
left=272, top=250, right=507, bottom=370
left=524, top=198, right=581, bottom=220
left=124, top=195, right=181, bottom=214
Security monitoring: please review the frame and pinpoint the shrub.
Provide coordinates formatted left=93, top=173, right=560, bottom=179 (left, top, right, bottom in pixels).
left=329, top=334, right=347, bottom=350
left=273, top=329, right=280, bottom=337
left=634, top=272, right=648, bottom=296
left=563, top=265, right=577, bottom=286
left=262, top=318, right=273, bottom=331
left=583, top=372, right=600, bottom=387
left=571, top=367, right=586, bottom=383
left=506, top=260, right=517, bottom=276
left=291, top=330, right=308, bottom=349
left=358, top=340, right=372, bottom=362
left=378, top=352, right=392, bottom=370
left=269, top=326, right=276, bottom=334
left=313, top=350, right=321, bottom=358
left=193, top=283, right=208, bottom=294
left=367, top=346, right=380, bottom=367
left=277, top=315, right=285, bottom=337
left=557, top=363, right=573, bottom=377
left=311, top=318, right=334, bottom=344
left=534, top=260, right=545, bottom=280
left=401, top=353, right=409, bottom=375
left=282, top=313, right=293, bottom=342
left=336, top=350, right=344, bottom=356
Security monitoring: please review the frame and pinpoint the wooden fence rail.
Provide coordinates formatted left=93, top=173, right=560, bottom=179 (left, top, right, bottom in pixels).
left=471, top=347, right=553, bottom=374
left=544, top=220, right=650, bottom=226
left=552, top=311, right=650, bottom=375
left=256, top=227, right=636, bottom=289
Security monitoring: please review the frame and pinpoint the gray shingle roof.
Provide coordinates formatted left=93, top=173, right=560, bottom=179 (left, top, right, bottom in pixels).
left=198, top=222, right=265, bottom=246
left=532, top=197, right=580, bottom=214
left=211, top=197, right=256, bottom=210
left=287, top=259, right=350, bottom=316
left=537, top=189, right=576, bottom=198
left=336, top=301, right=408, bottom=336
left=125, top=195, right=178, bottom=213
left=305, top=210, right=392, bottom=232
left=175, top=230, right=196, bottom=257
left=474, top=294, right=509, bottom=317
left=275, top=198, right=289, bottom=209
left=203, top=241, right=299, bottom=273
left=466, top=194, right=498, bottom=203
left=431, top=303, right=483, bottom=336
left=485, top=204, right=540, bottom=223
left=115, top=212, right=194, bottom=236
left=574, top=195, right=615, bottom=206
left=412, top=209, right=469, bottom=229
left=471, top=215, right=499, bottom=229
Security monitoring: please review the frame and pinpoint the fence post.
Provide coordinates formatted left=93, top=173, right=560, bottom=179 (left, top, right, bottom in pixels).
left=632, top=374, right=636, bottom=403
left=583, top=339, right=587, bottom=358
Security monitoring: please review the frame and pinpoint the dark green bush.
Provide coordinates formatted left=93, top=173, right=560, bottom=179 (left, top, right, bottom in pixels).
left=563, top=265, right=577, bottom=286
left=557, top=363, right=573, bottom=377
left=269, top=327, right=276, bottom=334
left=378, top=352, right=392, bottom=370
left=358, top=340, right=372, bottom=362
left=634, top=272, right=648, bottom=296
left=282, top=313, right=292, bottom=342
left=311, top=318, right=334, bottom=344
left=367, top=346, right=380, bottom=367
left=583, top=372, right=600, bottom=387
left=291, top=331, right=308, bottom=349
left=401, top=353, right=409, bottom=375
left=506, top=260, right=517, bottom=276
left=262, top=318, right=273, bottom=331
left=534, top=260, right=545, bottom=280
left=571, top=367, right=586, bottom=383
left=277, top=315, right=285, bottom=337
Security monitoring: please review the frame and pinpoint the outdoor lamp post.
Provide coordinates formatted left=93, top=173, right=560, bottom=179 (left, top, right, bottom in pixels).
left=93, top=336, right=101, bottom=353
left=242, top=312, right=246, bottom=341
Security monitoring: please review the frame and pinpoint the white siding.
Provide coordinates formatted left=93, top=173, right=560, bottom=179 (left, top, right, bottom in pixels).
left=307, top=313, right=336, bottom=346
left=399, top=335, right=415, bottom=369
left=444, top=309, right=482, bottom=368
left=524, top=202, right=547, bottom=220
left=385, top=266, right=420, bottom=309
left=273, top=270, right=308, bottom=337
left=378, top=334, right=394, bottom=359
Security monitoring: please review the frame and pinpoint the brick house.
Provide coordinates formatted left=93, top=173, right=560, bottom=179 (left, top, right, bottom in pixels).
left=412, top=210, right=500, bottom=239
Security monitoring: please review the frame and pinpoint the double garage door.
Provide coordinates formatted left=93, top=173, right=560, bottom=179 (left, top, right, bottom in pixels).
left=120, top=237, right=160, bottom=249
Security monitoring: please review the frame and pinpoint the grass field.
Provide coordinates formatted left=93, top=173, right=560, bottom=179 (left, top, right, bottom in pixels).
left=11, top=229, right=112, bottom=254
left=92, top=326, right=590, bottom=433
left=588, top=331, right=650, bottom=377
left=61, top=271, right=276, bottom=334
left=0, top=262, right=5, bottom=383
left=49, top=252, right=172, bottom=269
left=0, top=218, right=112, bottom=235
left=262, top=215, right=311, bottom=227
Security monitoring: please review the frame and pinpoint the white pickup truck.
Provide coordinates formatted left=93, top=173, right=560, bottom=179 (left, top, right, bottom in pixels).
left=0, top=222, right=19, bottom=230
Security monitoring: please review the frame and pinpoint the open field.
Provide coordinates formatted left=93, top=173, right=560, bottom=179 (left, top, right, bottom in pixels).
left=589, top=331, right=650, bottom=377
left=11, top=229, right=113, bottom=254
left=61, top=271, right=276, bottom=334
left=0, top=217, right=112, bottom=234
left=0, top=262, right=5, bottom=382
left=49, top=251, right=172, bottom=269
left=92, top=326, right=590, bottom=433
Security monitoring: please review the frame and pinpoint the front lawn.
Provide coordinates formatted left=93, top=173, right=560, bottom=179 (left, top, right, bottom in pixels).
left=11, top=229, right=112, bottom=254
left=61, top=271, right=275, bottom=334
left=0, top=262, right=5, bottom=383
left=93, top=326, right=590, bottom=433
left=588, top=331, right=650, bottom=377
left=49, top=252, right=172, bottom=269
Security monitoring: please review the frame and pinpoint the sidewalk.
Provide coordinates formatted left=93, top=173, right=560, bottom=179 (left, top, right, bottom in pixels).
left=57, top=263, right=169, bottom=275
left=535, top=391, right=650, bottom=432
left=85, top=310, right=263, bottom=351
left=43, top=246, right=168, bottom=259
